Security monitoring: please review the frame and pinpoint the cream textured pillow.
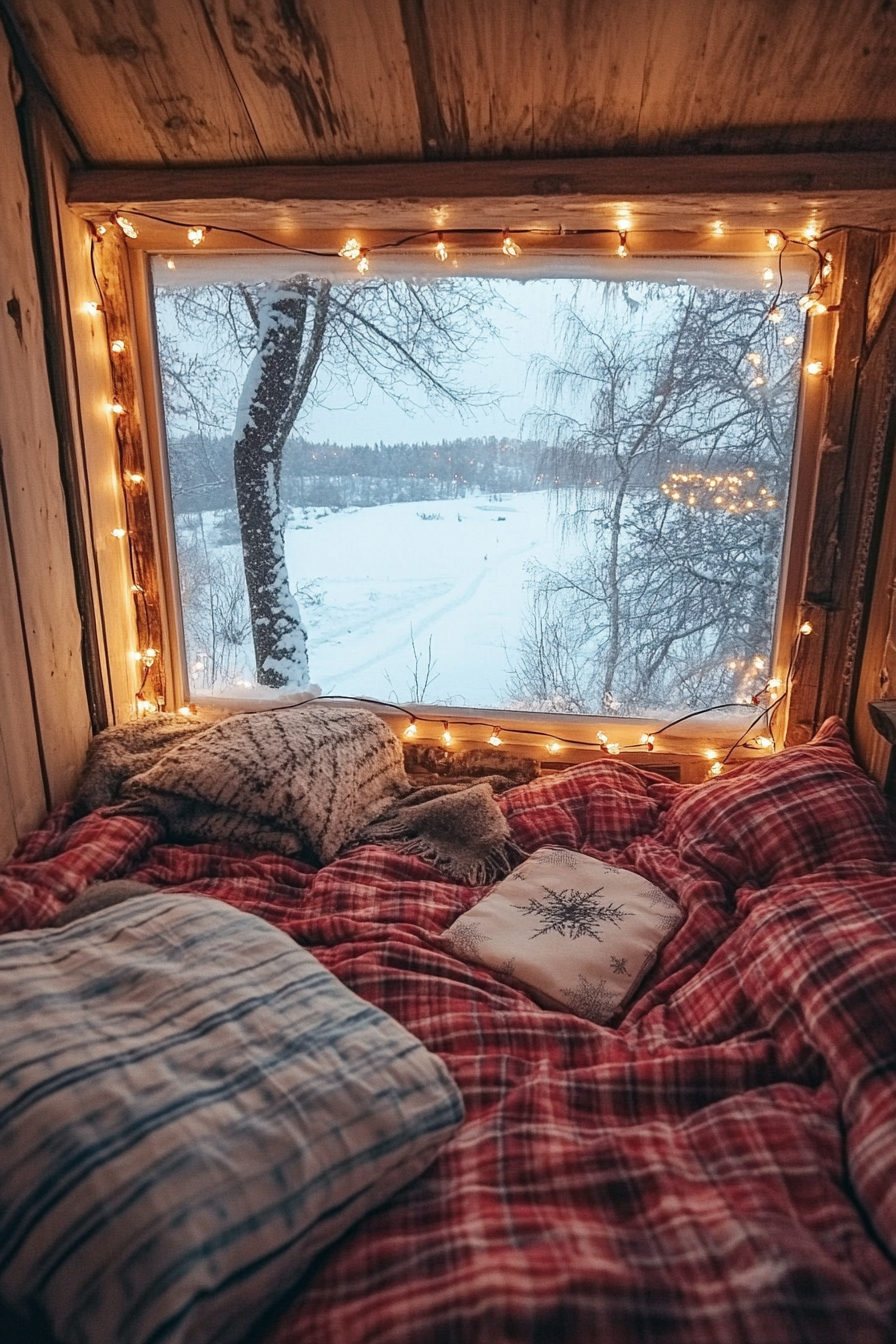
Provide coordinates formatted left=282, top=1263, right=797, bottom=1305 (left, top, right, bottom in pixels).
left=441, top=846, right=683, bottom=1023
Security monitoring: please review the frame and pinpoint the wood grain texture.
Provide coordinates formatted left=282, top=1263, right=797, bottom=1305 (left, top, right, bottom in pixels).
left=867, top=232, right=896, bottom=347
left=7, top=0, right=896, bottom=166
left=5, top=0, right=263, bottom=163
left=0, top=25, right=90, bottom=810
left=92, top=227, right=166, bottom=712
left=204, top=0, right=421, bottom=162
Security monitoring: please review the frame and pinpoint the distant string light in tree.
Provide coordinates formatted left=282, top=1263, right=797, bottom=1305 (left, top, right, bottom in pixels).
left=766, top=306, right=782, bottom=324
left=501, top=230, right=522, bottom=257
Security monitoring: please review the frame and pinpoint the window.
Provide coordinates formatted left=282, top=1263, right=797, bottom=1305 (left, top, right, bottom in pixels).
left=152, top=248, right=808, bottom=724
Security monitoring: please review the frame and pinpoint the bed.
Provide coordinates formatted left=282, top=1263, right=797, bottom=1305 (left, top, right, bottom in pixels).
left=2, top=715, right=896, bottom=1343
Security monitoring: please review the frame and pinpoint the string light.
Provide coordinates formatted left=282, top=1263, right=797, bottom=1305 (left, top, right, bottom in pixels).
left=110, top=339, right=126, bottom=354
left=704, top=748, right=719, bottom=760
left=711, top=220, right=725, bottom=236
left=488, top=730, right=503, bottom=747
left=434, top=233, right=449, bottom=262
left=186, top=227, right=206, bottom=247
left=546, top=741, right=562, bottom=754
left=339, top=238, right=362, bottom=259
left=746, top=352, right=762, bottom=366
left=357, top=249, right=370, bottom=275
left=108, top=401, right=125, bottom=415
left=501, top=230, right=522, bottom=257
left=95, top=224, right=107, bottom=236
left=660, top=469, right=778, bottom=516
left=606, top=742, right=621, bottom=755
left=178, top=705, right=197, bottom=717
left=708, top=760, right=723, bottom=776
left=111, top=527, right=126, bottom=538
left=403, top=721, right=418, bottom=739
left=805, top=360, right=825, bottom=376
left=616, top=231, right=628, bottom=258
left=441, top=722, right=453, bottom=747
left=766, top=231, right=782, bottom=252
left=83, top=301, right=102, bottom=316
left=596, top=730, right=608, bottom=744
left=115, top=215, right=139, bottom=239
left=782, top=334, right=797, bottom=346
left=799, top=621, right=813, bottom=635
left=124, top=471, right=144, bottom=484
left=754, top=735, right=773, bottom=749
left=766, top=306, right=782, bottom=324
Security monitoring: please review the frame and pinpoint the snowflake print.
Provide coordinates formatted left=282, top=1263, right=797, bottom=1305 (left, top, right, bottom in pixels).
left=648, top=889, right=683, bottom=934
left=446, top=920, right=491, bottom=961
left=561, top=974, right=619, bottom=1024
left=610, top=956, right=630, bottom=976
left=513, top=885, right=632, bottom=940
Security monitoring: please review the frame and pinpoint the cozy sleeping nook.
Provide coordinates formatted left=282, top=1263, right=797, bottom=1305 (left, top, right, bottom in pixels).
left=2, top=3, right=896, bottom=1342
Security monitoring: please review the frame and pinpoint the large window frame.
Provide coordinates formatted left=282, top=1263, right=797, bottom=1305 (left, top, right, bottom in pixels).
left=108, top=195, right=850, bottom=781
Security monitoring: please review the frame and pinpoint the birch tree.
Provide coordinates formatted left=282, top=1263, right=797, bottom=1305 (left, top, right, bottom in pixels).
left=159, top=275, right=497, bottom=688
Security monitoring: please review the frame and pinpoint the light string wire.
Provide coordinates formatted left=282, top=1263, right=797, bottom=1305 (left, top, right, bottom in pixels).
left=92, top=209, right=852, bottom=745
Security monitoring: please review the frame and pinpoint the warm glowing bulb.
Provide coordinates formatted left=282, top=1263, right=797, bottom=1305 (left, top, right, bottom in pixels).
left=750, top=375, right=765, bottom=387
left=178, top=705, right=193, bottom=717
left=95, top=223, right=107, bottom=236
left=615, top=215, right=631, bottom=233
left=144, top=647, right=157, bottom=660
left=709, top=760, right=723, bottom=776
left=766, top=231, right=781, bottom=252
left=110, top=338, right=126, bottom=354
left=502, top=231, right=522, bottom=257
left=755, top=735, right=773, bottom=749
left=124, top=471, right=144, bottom=484
left=810, top=301, right=827, bottom=316
left=116, top=215, right=139, bottom=239
left=403, top=722, right=418, bottom=739
left=434, top=234, right=448, bottom=262
left=711, top=220, right=724, bottom=236
left=606, top=742, right=620, bottom=755
left=187, top=227, right=206, bottom=246
left=546, top=741, right=561, bottom=754
left=616, top=232, right=628, bottom=258
left=357, top=250, right=370, bottom=275
left=488, top=731, right=503, bottom=747
left=442, top=726, right=452, bottom=746
left=798, top=293, right=815, bottom=312
left=83, top=301, right=102, bottom=316
left=704, top=748, right=719, bottom=760
left=782, top=334, right=796, bottom=346
left=596, top=731, right=608, bottom=744
left=767, top=306, right=782, bottom=324
left=805, top=360, right=824, bottom=376
left=339, top=237, right=362, bottom=259
left=111, top=527, right=126, bottom=538
left=804, top=221, right=820, bottom=241
left=762, top=267, right=775, bottom=281
left=800, top=621, right=813, bottom=635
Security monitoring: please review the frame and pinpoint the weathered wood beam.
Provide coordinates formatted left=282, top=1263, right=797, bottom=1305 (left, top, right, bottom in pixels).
left=68, top=151, right=896, bottom=232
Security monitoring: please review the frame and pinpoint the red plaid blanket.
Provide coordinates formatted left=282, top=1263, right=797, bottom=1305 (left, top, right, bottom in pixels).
left=3, top=717, right=896, bottom=1343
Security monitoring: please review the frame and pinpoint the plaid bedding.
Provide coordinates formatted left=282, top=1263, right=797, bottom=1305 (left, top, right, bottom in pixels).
left=3, top=717, right=896, bottom=1343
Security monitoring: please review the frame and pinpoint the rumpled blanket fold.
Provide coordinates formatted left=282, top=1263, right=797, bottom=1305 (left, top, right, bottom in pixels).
left=76, top=706, right=525, bottom=883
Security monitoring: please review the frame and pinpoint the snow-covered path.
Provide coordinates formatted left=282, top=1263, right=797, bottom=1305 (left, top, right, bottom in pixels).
left=283, top=492, right=571, bottom=707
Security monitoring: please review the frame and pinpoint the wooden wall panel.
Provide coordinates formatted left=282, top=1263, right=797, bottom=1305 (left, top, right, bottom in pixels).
left=0, top=25, right=90, bottom=850
left=27, top=107, right=142, bottom=724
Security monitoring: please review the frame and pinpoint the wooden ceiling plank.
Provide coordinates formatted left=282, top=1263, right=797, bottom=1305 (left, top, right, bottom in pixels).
left=636, top=0, right=896, bottom=155
left=201, top=0, right=421, bottom=162
left=4, top=0, right=264, bottom=164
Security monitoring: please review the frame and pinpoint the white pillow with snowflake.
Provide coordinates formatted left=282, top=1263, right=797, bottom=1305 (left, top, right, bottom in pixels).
left=440, top=846, right=683, bottom=1024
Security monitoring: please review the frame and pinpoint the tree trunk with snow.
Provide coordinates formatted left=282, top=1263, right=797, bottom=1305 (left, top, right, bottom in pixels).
left=233, top=280, right=330, bottom=687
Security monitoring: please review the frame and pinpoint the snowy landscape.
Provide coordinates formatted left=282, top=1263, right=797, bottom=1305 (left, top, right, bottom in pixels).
left=158, top=274, right=804, bottom=717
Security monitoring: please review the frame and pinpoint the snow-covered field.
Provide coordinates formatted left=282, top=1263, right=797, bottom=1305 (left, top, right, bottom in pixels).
left=286, top=491, right=570, bottom=706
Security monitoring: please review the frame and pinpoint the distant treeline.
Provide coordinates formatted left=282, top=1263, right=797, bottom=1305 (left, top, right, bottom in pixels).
left=168, top=434, right=552, bottom=513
